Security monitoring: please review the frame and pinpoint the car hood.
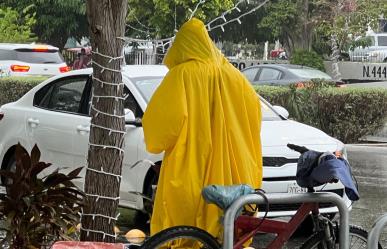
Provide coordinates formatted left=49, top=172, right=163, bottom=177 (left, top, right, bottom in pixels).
left=261, top=120, right=337, bottom=147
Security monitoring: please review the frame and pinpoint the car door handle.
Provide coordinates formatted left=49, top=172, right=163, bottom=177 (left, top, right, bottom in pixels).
left=76, top=125, right=90, bottom=133
left=27, top=118, right=40, bottom=127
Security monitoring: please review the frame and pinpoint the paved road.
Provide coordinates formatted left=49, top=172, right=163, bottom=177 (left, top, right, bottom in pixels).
left=347, top=144, right=387, bottom=247
left=348, top=81, right=387, bottom=88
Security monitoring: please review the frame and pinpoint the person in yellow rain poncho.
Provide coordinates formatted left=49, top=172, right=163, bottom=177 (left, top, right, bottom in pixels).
left=142, top=18, right=263, bottom=244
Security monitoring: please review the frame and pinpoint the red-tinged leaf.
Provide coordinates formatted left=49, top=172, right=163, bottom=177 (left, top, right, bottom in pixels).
left=67, top=167, right=83, bottom=178
left=30, top=144, right=41, bottom=165
left=43, top=174, right=71, bottom=188
left=62, top=180, right=76, bottom=188
left=30, top=162, right=51, bottom=178
left=0, top=170, right=16, bottom=181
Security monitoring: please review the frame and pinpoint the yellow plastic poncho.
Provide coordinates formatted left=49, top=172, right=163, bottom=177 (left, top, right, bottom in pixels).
left=142, top=18, right=263, bottom=239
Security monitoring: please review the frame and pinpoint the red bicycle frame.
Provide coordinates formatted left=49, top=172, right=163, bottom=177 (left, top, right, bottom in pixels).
left=233, top=202, right=319, bottom=249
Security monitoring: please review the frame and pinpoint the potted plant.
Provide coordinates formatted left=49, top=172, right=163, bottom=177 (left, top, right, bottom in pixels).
left=0, top=144, right=85, bottom=249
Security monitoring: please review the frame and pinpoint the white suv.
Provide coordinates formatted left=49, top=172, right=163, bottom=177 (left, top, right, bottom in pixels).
left=349, top=33, right=387, bottom=63
left=0, top=65, right=350, bottom=217
left=0, top=43, right=69, bottom=77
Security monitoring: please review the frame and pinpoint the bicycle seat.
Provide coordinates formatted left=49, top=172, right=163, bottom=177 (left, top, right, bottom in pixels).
left=202, top=184, right=254, bottom=210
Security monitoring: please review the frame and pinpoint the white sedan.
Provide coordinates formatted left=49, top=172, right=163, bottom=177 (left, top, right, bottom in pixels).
left=0, top=65, right=350, bottom=216
left=0, top=43, right=69, bottom=76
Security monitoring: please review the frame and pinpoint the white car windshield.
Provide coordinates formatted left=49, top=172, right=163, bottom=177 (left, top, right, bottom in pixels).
left=132, top=76, right=282, bottom=121
left=288, top=68, right=332, bottom=80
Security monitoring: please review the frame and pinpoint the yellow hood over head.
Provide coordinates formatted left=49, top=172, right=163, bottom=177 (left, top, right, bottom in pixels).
left=163, top=18, right=223, bottom=68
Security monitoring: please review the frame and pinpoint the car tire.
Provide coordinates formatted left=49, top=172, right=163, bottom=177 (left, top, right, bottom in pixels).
left=4, top=155, right=16, bottom=185
left=134, top=169, right=159, bottom=232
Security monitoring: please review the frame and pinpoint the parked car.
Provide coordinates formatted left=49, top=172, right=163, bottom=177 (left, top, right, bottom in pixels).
left=349, top=33, right=387, bottom=63
left=0, top=65, right=350, bottom=217
left=241, top=64, right=344, bottom=87
left=0, top=43, right=69, bottom=77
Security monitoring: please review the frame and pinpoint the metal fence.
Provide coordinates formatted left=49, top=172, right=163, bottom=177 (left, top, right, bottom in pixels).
left=124, top=51, right=164, bottom=65
left=347, top=51, right=387, bottom=63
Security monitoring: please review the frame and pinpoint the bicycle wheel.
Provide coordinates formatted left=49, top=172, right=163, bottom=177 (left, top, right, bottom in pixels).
left=141, top=226, right=221, bottom=249
left=300, top=225, right=382, bottom=249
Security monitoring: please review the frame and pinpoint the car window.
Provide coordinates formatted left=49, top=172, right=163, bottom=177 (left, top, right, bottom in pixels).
left=34, top=77, right=88, bottom=114
left=15, top=49, right=64, bottom=64
left=0, top=49, right=16, bottom=60
left=242, top=68, right=259, bottom=82
left=132, top=76, right=164, bottom=102
left=131, top=75, right=282, bottom=121
left=357, top=36, right=375, bottom=46
left=258, top=68, right=282, bottom=81
left=288, top=68, right=332, bottom=79
left=124, top=87, right=143, bottom=118
left=260, top=99, right=282, bottom=121
left=378, top=36, right=387, bottom=46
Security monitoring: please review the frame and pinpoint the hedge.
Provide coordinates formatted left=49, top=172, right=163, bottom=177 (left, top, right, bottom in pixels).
left=0, top=77, right=47, bottom=106
left=256, top=83, right=387, bottom=143
left=1, top=77, right=387, bottom=144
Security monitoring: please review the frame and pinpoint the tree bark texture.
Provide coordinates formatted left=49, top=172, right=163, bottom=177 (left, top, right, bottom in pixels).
left=81, top=0, right=127, bottom=242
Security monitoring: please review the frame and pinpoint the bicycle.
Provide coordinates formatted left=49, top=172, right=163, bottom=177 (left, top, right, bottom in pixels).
left=139, top=144, right=382, bottom=249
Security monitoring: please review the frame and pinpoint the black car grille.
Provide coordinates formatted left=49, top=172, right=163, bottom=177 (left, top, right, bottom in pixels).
left=263, top=157, right=298, bottom=167
left=258, top=189, right=344, bottom=212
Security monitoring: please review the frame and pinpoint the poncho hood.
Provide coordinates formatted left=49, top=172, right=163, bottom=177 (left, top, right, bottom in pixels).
left=163, top=18, right=223, bottom=69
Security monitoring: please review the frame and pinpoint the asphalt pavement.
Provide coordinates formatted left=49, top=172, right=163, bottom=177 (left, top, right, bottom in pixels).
left=347, top=81, right=387, bottom=88
left=347, top=144, right=387, bottom=247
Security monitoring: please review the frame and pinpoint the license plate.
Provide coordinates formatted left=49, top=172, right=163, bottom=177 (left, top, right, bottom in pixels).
left=287, top=183, right=307, bottom=194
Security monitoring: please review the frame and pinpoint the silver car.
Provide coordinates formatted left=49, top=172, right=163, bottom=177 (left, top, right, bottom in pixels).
left=241, top=64, right=338, bottom=86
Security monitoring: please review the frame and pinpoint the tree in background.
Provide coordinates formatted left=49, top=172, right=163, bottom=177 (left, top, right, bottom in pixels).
left=259, top=0, right=387, bottom=59
left=0, top=0, right=88, bottom=49
left=209, top=3, right=274, bottom=44
left=316, top=0, right=387, bottom=56
left=0, top=6, right=36, bottom=43
left=126, top=0, right=235, bottom=39
left=258, top=0, right=331, bottom=57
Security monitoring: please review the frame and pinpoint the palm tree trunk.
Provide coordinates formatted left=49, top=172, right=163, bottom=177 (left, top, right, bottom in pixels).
left=81, top=0, right=128, bottom=242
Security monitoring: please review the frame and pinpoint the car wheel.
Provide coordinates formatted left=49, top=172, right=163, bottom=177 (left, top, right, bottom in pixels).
left=134, top=168, right=159, bottom=232
left=4, top=155, right=16, bottom=185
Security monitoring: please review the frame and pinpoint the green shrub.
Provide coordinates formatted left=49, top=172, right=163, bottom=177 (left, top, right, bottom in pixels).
left=0, top=77, right=47, bottom=106
left=256, top=84, right=387, bottom=143
left=290, top=49, right=325, bottom=72
left=314, top=87, right=387, bottom=143
left=254, top=85, right=290, bottom=108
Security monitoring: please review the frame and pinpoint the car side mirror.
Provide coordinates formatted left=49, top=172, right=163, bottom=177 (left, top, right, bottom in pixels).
left=273, top=105, right=289, bottom=119
left=125, top=108, right=142, bottom=127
